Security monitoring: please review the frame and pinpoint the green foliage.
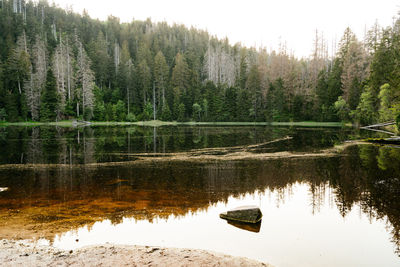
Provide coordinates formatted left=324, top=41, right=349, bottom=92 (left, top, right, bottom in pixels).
left=0, top=0, right=399, bottom=125
left=93, top=101, right=105, bottom=121
left=292, top=95, right=310, bottom=121
left=113, top=100, right=126, bottom=121
left=93, top=85, right=105, bottom=120
left=171, top=53, right=189, bottom=93
left=160, top=103, right=172, bottom=121
left=126, top=112, right=137, bottom=122
left=348, top=77, right=362, bottom=110
left=111, top=89, right=122, bottom=104
left=246, top=64, right=262, bottom=121
left=266, top=79, right=288, bottom=122
left=141, top=102, right=153, bottom=121
left=64, top=101, right=75, bottom=118
left=334, top=96, right=350, bottom=121
left=223, top=87, right=237, bottom=121
left=192, top=102, right=202, bottom=121
left=40, top=69, right=58, bottom=122
left=354, top=86, right=377, bottom=125
left=0, top=108, right=6, bottom=121
left=83, top=107, right=93, bottom=121
left=177, top=103, right=185, bottom=122
left=369, top=30, right=395, bottom=103
left=202, top=99, right=208, bottom=121
left=137, top=60, right=151, bottom=106
left=378, top=83, right=393, bottom=121
left=236, top=88, right=251, bottom=121
left=105, top=103, right=114, bottom=121
left=316, top=70, right=329, bottom=112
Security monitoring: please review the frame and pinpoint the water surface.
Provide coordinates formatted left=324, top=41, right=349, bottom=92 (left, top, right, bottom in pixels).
left=0, top=125, right=399, bottom=267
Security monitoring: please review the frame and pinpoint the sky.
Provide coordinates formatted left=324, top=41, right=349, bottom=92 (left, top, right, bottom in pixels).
left=51, top=0, right=399, bottom=58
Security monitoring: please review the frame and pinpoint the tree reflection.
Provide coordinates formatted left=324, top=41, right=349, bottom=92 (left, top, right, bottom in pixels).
left=0, top=125, right=373, bottom=164
left=0, top=126, right=399, bottom=254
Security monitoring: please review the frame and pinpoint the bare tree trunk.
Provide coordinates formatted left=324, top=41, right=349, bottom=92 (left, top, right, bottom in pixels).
left=23, top=31, right=27, bottom=52
left=23, top=1, right=26, bottom=23
left=18, top=80, right=21, bottom=94
left=162, top=82, right=165, bottom=108
left=114, top=42, right=120, bottom=74
left=67, top=39, right=71, bottom=101
left=153, top=82, right=156, bottom=120
left=143, top=90, right=146, bottom=107
left=127, top=86, right=130, bottom=114
left=41, top=6, right=44, bottom=26
left=79, top=42, right=85, bottom=118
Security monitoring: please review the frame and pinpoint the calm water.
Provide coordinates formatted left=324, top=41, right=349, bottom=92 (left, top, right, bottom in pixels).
left=0, top=125, right=399, bottom=267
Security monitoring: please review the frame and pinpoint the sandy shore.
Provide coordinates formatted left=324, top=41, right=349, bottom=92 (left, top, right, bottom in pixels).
left=0, top=239, right=272, bottom=267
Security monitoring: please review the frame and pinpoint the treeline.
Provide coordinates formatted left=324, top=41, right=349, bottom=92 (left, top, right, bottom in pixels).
left=0, top=0, right=399, bottom=126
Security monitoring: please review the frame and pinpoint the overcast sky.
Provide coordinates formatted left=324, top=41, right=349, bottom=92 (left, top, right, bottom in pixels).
left=52, top=0, right=399, bottom=58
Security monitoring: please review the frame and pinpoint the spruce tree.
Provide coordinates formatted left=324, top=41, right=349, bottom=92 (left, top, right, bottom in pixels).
left=40, top=69, right=59, bottom=122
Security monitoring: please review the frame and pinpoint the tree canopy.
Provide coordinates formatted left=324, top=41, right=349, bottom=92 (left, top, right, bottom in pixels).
left=0, top=0, right=399, bottom=127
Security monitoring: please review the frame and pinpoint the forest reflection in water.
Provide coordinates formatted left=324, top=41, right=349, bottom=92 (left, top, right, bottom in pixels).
left=0, top=125, right=377, bottom=164
left=0, top=126, right=399, bottom=266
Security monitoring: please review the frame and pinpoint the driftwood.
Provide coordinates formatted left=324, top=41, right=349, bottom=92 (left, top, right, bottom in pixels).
left=361, top=128, right=396, bottom=135
left=362, top=121, right=395, bottom=128
left=360, top=121, right=397, bottom=136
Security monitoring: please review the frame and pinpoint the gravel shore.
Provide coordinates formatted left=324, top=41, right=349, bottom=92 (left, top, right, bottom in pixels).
left=0, top=239, right=272, bottom=267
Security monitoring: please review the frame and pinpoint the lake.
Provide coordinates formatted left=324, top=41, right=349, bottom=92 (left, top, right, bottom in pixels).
left=0, top=125, right=399, bottom=267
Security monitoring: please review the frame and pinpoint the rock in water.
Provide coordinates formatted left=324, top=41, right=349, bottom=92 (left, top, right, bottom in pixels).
left=219, top=206, right=262, bottom=224
left=227, top=220, right=261, bottom=233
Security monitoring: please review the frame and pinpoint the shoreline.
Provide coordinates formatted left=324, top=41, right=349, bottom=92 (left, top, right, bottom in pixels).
left=0, top=239, right=271, bottom=267
left=0, top=120, right=350, bottom=128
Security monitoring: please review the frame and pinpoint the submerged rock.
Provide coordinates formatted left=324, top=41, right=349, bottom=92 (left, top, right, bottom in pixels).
left=219, top=206, right=262, bottom=224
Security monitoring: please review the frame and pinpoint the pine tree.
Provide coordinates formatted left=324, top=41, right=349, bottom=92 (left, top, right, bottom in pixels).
left=7, top=32, right=30, bottom=95
left=246, top=64, right=262, bottom=121
left=89, top=32, right=111, bottom=88
left=192, top=102, right=201, bottom=121
left=378, top=83, right=393, bottom=121
left=40, top=69, right=58, bottom=122
left=339, top=31, right=368, bottom=110
left=354, top=86, right=377, bottom=125
left=154, top=51, right=169, bottom=111
left=0, top=0, right=399, bottom=124
left=171, top=53, right=189, bottom=119
left=137, top=59, right=151, bottom=107
left=171, top=53, right=189, bottom=94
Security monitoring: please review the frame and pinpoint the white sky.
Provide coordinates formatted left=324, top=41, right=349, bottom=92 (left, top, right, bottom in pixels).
left=51, top=0, right=399, bottom=58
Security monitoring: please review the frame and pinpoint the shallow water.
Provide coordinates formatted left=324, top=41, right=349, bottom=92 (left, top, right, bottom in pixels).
left=0, top=125, right=399, bottom=267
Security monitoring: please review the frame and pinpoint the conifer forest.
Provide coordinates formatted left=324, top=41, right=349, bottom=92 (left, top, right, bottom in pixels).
left=0, top=0, right=399, bottom=127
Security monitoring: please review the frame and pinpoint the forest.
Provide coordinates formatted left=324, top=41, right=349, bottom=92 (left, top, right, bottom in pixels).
left=0, top=0, right=399, bottom=127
